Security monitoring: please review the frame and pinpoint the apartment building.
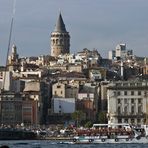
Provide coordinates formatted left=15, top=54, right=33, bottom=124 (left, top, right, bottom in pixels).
left=107, top=80, right=148, bottom=125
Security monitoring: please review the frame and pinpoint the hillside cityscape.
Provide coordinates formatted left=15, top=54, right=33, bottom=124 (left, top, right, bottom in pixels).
left=0, top=13, right=148, bottom=128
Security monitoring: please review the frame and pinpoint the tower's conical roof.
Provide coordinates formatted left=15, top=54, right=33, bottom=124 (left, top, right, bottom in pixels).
left=54, top=13, right=67, bottom=32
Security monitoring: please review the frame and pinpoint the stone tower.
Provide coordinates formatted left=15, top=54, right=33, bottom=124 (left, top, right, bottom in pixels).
left=51, top=13, right=70, bottom=57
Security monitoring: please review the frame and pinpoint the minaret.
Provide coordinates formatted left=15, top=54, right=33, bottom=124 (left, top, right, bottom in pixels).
left=8, top=44, right=19, bottom=64
left=51, top=13, right=70, bottom=57
left=7, top=44, right=19, bottom=71
left=121, top=60, right=124, bottom=79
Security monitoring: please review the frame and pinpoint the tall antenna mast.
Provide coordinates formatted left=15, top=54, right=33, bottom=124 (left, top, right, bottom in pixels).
left=2, top=0, right=16, bottom=90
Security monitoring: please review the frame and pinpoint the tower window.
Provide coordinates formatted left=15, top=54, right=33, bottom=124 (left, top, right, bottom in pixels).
left=53, top=39, right=55, bottom=44
left=60, top=39, right=63, bottom=45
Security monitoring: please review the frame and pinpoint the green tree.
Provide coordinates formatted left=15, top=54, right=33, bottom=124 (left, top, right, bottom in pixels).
left=71, top=110, right=85, bottom=127
left=84, top=121, right=92, bottom=128
left=98, top=111, right=108, bottom=123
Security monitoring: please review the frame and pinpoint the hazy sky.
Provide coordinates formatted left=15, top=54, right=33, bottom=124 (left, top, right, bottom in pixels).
left=0, top=0, right=148, bottom=65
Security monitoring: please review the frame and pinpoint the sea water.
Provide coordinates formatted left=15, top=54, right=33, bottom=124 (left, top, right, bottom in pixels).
left=0, top=140, right=148, bottom=148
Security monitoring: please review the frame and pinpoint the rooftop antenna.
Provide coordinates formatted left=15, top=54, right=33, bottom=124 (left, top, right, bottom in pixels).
left=2, top=0, right=16, bottom=90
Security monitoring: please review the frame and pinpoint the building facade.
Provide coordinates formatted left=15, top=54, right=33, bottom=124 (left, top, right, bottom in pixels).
left=107, top=81, right=148, bottom=125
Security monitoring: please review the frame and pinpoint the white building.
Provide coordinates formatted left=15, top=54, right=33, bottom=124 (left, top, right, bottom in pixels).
left=107, top=81, right=148, bottom=125
left=89, top=69, right=102, bottom=81
left=52, top=98, right=75, bottom=113
left=108, top=44, right=133, bottom=60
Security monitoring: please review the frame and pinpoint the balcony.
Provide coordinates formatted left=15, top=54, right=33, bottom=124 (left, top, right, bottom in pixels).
left=114, top=112, right=145, bottom=118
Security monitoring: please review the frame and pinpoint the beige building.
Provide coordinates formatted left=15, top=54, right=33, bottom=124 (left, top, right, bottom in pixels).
left=49, top=64, right=67, bottom=71
left=52, top=82, right=65, bottom=98
left=142, top=65, right=148, bottom=75
left=107, top=81, right=148, bottom=125
left=52, top=82, right=79, bottom=98
left=68, top=64, right=83, bottom=73
left=51, top=13, right=70, bottom=57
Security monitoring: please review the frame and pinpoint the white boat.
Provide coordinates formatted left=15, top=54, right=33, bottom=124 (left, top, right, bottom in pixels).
left=72, top=123, right=148, bottom=144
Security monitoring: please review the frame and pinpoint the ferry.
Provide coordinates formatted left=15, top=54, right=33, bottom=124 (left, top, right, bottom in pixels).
left=72, top=123, right=148, bottom=144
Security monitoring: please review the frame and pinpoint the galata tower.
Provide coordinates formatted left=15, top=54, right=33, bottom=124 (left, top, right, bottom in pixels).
left=51, top=13, right=70, bottom=57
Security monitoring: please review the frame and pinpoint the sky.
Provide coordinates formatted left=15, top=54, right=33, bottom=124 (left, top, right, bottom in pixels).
left=0, top=0, right=148, bottom=65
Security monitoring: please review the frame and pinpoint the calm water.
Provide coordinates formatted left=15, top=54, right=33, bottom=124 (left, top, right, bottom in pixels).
left=0, top=140, right=148, bottom=148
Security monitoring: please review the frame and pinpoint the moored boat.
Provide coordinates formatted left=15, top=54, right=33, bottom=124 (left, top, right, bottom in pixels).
left=0, top=127, right=38, bottom=140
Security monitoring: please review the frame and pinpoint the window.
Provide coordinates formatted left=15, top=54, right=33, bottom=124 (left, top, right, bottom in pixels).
left=116, top=83, right=121, bottom=87
left=57, top=85, right=61, bottom=88
left=118, top=119, right=122, bottom=123
left=123, top=83, right=128, bottom=86
left=124, top=106, right=127, bottom=114
left=118, top=99, right=121, bottom=104
left=125, top=119, right=128, bottom=123
left=60, top=39, right=63, bottom=45
left=124, top=91, right=127, bottom=95
left=137, top=119, right=141, bottom=124
left=130, top=83, right=135, bottom=86
left=53, top=39, right=55, bottom=44
left=137, top=83, right=142, bottom=86
left=131, top=119, right=134, bottom=124
left=138, top=106, right=142, bottom=113
left=56, top=39, right=58, bottom=44
left=118, top=106, right=121, bottom=114
left=117, top=91, right=120, bottom=96
left=138, top=91, right=141, bottom=95
left=54, top=91, right=57, bottom=95
left=131, top=106, right=135, bottom=114
left=131, top=91, right=134, bottom=95
left=131, top=98, right=134, bottom=104
left=138, top=98, right=142, bottom=104
left=124, top=98, right=127, bottom=104
left=61, top=91, right=63, bottom=94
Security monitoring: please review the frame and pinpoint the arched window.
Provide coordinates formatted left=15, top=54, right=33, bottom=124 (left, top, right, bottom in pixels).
left=60, top=39, right=63, bottom=45
left=53, top=39, right=55, bottom=45
left=56, top=39, right=59, bottom=44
